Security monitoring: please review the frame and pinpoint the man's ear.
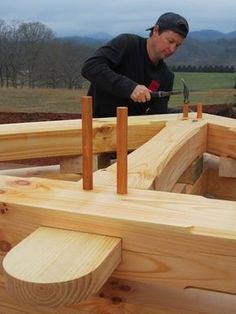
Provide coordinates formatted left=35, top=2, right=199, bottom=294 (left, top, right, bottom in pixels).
left=152, top=25, right=160, bottom=36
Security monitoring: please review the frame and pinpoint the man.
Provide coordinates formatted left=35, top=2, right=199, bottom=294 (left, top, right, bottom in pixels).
left=81, top=12, right=189, bottom=117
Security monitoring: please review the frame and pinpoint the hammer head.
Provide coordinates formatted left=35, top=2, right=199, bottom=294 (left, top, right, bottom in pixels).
left=181, top=78, right=189, bottom=104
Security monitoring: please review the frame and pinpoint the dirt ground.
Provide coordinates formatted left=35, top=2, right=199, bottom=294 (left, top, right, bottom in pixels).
left=0, top=112, right=81, bottom=124
left=0, top=104, right=235, bottom=125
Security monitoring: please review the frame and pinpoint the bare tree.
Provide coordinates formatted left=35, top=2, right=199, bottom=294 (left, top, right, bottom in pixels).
left=17, top=22, right=55, bottom=87
left=0, top=19, right=95, bottom=89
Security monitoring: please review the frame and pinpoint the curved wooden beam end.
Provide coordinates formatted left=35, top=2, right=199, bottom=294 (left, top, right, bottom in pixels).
left=3, top=227, right=121, bottom=307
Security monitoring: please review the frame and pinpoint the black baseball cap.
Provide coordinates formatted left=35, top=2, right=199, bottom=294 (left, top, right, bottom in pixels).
left=146, top=12, right=189, bottom=38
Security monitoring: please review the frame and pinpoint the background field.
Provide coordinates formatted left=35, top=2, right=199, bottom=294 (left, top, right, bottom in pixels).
left=0, top=72, right=235, bottom=114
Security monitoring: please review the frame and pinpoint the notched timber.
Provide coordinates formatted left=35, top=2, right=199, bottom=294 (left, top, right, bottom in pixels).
left=0, top=175, right=235, bottom=295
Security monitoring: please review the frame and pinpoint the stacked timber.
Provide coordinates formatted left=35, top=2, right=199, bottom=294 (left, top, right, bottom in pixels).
left=0, top=110, right=235, bottom=313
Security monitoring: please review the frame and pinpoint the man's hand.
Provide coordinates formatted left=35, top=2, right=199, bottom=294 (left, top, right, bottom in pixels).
left=130, top=85, right=151, bottom=103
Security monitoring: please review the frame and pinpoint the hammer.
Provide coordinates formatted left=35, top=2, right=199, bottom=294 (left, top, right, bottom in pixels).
left=150, top=78, right=189, bottom=102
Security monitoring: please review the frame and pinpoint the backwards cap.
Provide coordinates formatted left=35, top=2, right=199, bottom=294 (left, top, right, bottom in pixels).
left=146, top=12, right=189, bottom=38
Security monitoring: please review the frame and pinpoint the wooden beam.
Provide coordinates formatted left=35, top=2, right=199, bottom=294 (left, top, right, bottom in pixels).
left=207, top=168, right=236, bottom=201
left=171, top=182, right=187, bottom=193
left=0, top=114, right=235, bottom=313
left=3, top=227, right=121, bottom=307
left=0, top=175, right=235, bottom=295
left=0, top=165, right=82, bottom=181
left=206, top=116, right=236, bottom=159
left=93, top=119, right=207, bottom=191
left=178, top=155, right=203, bottom=185
left=0, top=116, right=166, bottom=162
left=185, top=168, right=208, bottom=196
left=219, top=157, right=236, bottom=178
left=1, top=279, right=236, bottom=314
left=0, top=114, right=234, bottom=163
left=203, top=153, right=236, bottom=200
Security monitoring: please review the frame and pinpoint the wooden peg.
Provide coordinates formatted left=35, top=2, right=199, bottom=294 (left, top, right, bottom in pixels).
left=117, top=107, right=128, bottom=194
left=182, top=103, right=189, bottom=120
left=197, top=103, right=203, bottom=119
left=82, top=96, right=93, bottom=190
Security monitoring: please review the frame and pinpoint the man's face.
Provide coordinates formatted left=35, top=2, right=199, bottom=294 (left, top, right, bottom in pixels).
left=150, top=27, right=185, bottom=61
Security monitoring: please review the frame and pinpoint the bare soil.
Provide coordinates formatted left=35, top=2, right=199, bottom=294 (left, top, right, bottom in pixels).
left=0, top=112, right=81, bottom=124
left=0, top=104, right=235, bottom=125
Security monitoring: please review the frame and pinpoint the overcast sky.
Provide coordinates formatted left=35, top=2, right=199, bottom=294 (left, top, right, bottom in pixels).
left=0, top=1, right=235, bottom=37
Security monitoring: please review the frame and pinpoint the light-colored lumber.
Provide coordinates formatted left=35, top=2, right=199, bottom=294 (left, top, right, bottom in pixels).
left=0, top=113, right=235, bottom=313
left=1, top=281, right=236, bottom=314
left=178, top=155, right=203, bottom=185
left=3, top=227, right=121, bottom=307
left=203, top=153, right=236, bottom=200
left=0, top=113, right=234, bottom=162
left=171, top=182, right=187, bottom=193
left=206, top=118, right=236, bottom=158
left=207, top=168, right=236, bottom=201
left=93, top=119, right=207, bottom=191
left=0, top=116, right=166, bottom=162
left=0, top=165, right=82, bottom=181
left=185, top=168, right=208, bottom=196
left=0, top=175, right=235, bottom=295
left=96, top=278, right=236, bottom=314
left=219, top=156, right=236, bottom=177
left=185, top=167, right=236, bottom=200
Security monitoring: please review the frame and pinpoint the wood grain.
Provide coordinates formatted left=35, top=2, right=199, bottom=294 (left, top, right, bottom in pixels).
left=3, top=227, right=121, bottom=307
left=0, top=175, right=235, bottom=295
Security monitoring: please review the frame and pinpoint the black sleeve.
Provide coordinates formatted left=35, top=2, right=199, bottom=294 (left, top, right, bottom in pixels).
left=146, top=71, right=174, bottom=114
left=81, top=34, right=137, bottom=98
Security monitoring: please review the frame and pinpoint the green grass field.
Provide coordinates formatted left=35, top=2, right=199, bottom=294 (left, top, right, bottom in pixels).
left=0, top=72, right=235, bottom=113
left=170, top=72, right=236, bottom=107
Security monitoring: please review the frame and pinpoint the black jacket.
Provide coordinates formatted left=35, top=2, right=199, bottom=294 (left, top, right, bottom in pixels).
left=81, top=34, right=174, bottom=117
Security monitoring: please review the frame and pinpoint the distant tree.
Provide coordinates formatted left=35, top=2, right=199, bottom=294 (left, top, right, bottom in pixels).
left=0, top=19, right=9, bottom=86
left=17, top=22, right=55, bottom=87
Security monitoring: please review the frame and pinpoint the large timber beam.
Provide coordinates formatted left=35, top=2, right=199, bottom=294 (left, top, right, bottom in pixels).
left=0, top=113, right=234, bottom=166
left=0, top=115, right=168, bottom=162
left=93, top=119, right=207, bottom=191
left=0, top=113, right=235, bottom=312
left=206, top=114, right=236, bottom=158
left=1, top=176, right=236, bottom=297
left=3, top=226, right=121, bottom=307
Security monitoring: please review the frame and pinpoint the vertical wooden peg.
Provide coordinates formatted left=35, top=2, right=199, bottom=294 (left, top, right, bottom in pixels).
left=82, top=96, right=93, bottom=190
left=182, top=103, right=189, bottom=120
left=197, top=103, right=203, bottom=119
left=117, top=107, right=128, bottom=195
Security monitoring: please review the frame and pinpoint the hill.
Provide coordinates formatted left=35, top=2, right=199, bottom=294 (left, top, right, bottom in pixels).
left=59, top=29, right=236, bottom=43
left=167, top=37, right=236, bottom=67
left=189, top=30, right=236, bottom=41
left=60, top=29, right=236, bottom=67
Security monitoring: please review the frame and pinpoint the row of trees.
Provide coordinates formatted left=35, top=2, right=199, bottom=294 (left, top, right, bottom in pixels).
left=0, top=19, right=235, bottom=89
left=170, top=65, right=235, bottom=73
left=0, top=19, right=93, bottom=89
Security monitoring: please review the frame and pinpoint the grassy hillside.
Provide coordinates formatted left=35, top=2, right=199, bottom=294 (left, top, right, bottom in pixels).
left=0, top=73, right=235, bottom=113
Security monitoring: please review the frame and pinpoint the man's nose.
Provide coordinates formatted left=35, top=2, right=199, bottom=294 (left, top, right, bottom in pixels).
left=169, top=43, right=177, bottom=53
